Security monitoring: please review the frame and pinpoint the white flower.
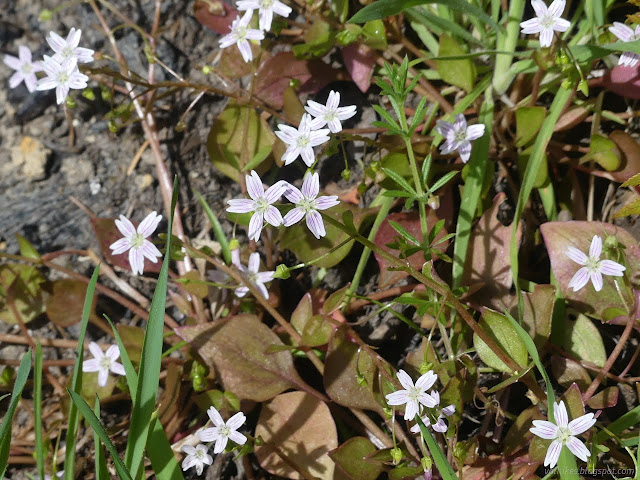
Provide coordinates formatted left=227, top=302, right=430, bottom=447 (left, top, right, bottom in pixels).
left=435, top=114, right=485, bottom=163
left=609, top=22, right=640, bottom=67
left=565, top=235, right=626, bottom=292
left=236, top=0, right=292, bottom=31
left=283, top=172, right=339, bottom=239
left=219, top=11, right=264, bottom=63
left=530, top=400, right=596, bottom=469
left=3, top=46, right=43, bottom=93
left=305, top=90, right=357, bottom=133
left=181, top=444, right=213, bottom=476
left=82, top=342, right=126, bottom=387
left=519, top=0, right=571, bottom=48
left=410, top=390, right=455, bottom=434
left=226, top=170, right=288, bottom=242
left=109, top=211, right=163, bottom=275
left=198, top=406, right=247, bottom=454
left=46, top=28, right=95, bottom=64
left=36, top=56, right=89, bottom=105
left=385, top=369, right=438, bottom=421
left=275, top=114, right=330, bottom=166
left=233, top=251, right=275, bottom=299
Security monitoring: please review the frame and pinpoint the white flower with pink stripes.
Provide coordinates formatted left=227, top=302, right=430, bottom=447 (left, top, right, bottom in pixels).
left=283, top=172, right=339, bottom=239
left=275, top=114, right=330, bottom=167
left=82, top=342, right=126, bottom=387
left=3, top=46, right=43, bottom=93
left=219, top=11, right=264, bottom=63
left=565, top=235, right=625, bottom=292
left=46, top=28, right=94, bottom=64
left=36, top=56, right=89, bottom=105
left=109, top=211, right=163, bottom=275
left=226, top=170, right=288, bottom=242
left=609, top=22, right=640, bottom=67
left=530, top=400, right=596, bottom=469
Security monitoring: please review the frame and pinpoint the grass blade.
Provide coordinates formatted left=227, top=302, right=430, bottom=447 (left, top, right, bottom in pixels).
left=93, top=396, right=110, bottom=480
left=68, top=390, right=133, bottom=480
left=451, top=88, right=494, bottom=288
left=0, top=350, right=31, bottom=478
left=34, top=342, right=45, bottom=480
left=415, top=416, right=457, bottom=480
left=125, top=178, right=178, bottom=479
left=64, top=265, right=100, bottom=480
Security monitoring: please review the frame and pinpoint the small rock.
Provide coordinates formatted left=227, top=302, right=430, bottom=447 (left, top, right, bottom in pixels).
left=11, top=136, right=51, bottom=180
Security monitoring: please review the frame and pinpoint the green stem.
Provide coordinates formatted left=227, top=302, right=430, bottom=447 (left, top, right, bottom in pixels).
left=404, top=136, right=429, bottom=239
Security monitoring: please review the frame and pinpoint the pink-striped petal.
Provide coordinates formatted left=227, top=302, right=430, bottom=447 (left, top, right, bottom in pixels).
left=568, top=413, right=596, bottom=435
left=566, top=246, right=588, bottom=265
left=553, top=401, right=568, bottom=428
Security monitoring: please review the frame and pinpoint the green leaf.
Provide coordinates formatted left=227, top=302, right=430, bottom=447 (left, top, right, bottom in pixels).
left=206, top=102, right=275, bottom=182
left=329, top=437, right=384, bottom=480
left=382, top=168, right=418, bottom=196
left=515, top=106, right=546, bottom=148
left=621, top=171, right=640, bottom=187
left=323, top=284, right=351, bottom=314
left=0, top=350, right=31, bottom=478
left=93, top=397, right=110, bottom=480
left=562, top=313, right=607, bottom=368
left=414, top=416, right=457, bottom=480
left=613, top=197, right=640, bottom=218
left=406, top=7, right=483, bottom=48
left=569, top=39, right=640, bottom=63
left=436, top=33, right=476, bottom=92
left=580, top=134, right=621, bottom=171
left=125, top=178, right=177, bottom=479
left=34, top=342, right=45, bottom=480
left=473, top=308, right=528, bottom=373
left=16, top=234, right=40, bottom=259
left=349, top=0, right=501, bottom=33
left=68, top=390, right=133, bottom=480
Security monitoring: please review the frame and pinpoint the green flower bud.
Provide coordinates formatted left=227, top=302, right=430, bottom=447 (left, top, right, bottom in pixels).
left=202, top=65, right=213, bottom=75
left=39, top=9, right=53, bottom=21
left=272, top=264, right=291, bottom=280
left=419, top=362, right=434, bottom=375
left=390, top=447, right=403, bottom=465
left=420, top=456, right=432, bottom=472
left=341, top=168, right=351, bottom=181
left=82, top=88, right=95, bottom=101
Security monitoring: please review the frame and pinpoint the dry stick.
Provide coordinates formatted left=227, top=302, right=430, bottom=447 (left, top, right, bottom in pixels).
left=88, top=0, right=192, bottom=277
left=0, top=333, right=111, bottom=350
left=582, top=312, right=636, bottom=402
left=0, top=357, right=183, bottom=367
left=345, top=284, right=424, bottom=313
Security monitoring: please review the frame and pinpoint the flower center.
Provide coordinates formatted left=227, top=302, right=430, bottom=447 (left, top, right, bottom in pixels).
left=236, top=25, right=248, bottom=41
left=255, top=198, right=269, bottom=213
left=195, top=449, right=205, bottom=460
left=323, top=110, right=337, bottom=122
left=99, top=356, right=112, bottom=370
left=454, top=129, right=467, bottom=143
left=62, top=46, right=74, bottom=58
left=297, top=135, right=310, bottom=148
left=262, top=0, right=274, bottom=7
left=406, top=386, right=421, bottom=402
left=130, top=233, right=145, bottom=249
left=585, top=256, right=600, bottom=273
left=556, top=426, right=572, bottom=444
left=540, top=13, right=556, bottom=29
left=21, top=63, right=32, bottom=74
left=219, top=425, right=230, bottom=438
left=298, top=197, right=316, bottom=213
left=57, top=71, right=69, bottom=84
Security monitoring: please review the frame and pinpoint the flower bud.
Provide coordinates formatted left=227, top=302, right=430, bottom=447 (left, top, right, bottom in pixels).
left=39, top=9, right=52, bottom=21
left=390, top=447, right=403, bottom=465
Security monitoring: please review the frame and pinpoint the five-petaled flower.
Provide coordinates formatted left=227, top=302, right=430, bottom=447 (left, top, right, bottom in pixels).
left=236, top=0, right=292, bottom=32
left=530, top=400, right=596, bottom=469
left=226, top=170, right=288, bottom=242
left=219, top=11, right=264, bottom=63
left=410, top=390, right=456, bottom=434
left=609, top=22, right=640, bottom=67
left=305, top=90, right=357, bottom=133
left=181, top=444, right=213, bottom=476
left=519, top=0, right=571, bottom=48
left=36, top=55, right=89, bottom=105
left=109, top=211, right=163, bottom=275
left=46, top=28, right=95, bottom=65
left=82, top=342, right=126, bottom=387
left=283, top=172, right=339, bottom=239
left=435, top=114, right=485, bottom=163
left=198, top=406, right=248, bottom=454
left=565, top=235, right=626, bottom=292
left=233, top=251, right=275, bottom=299
left=385, top=369, right=438, bottom=421
left=275, top=114, right=330, bottom=167
left=3, top=46, right=43, bottom=93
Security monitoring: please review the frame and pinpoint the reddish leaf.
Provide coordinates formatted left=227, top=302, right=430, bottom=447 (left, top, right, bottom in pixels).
left=463, top=454, right=538, bottom=480
left=597, top=64, right=640, bottom=100
left=342, top=43, right=377, bottom=93
left=193, top=0, right=238, bottom=35
left=540, top=221, right=640, bottom=321
left=175, top=314, right=311, bottom=401
left=254, top=52, right=340, bottom=109
left=587, top=386, right=619, bottom=409
left=91, top=217, right=162, bottom=274
left=551, top=355, right=591, bottom=391
left=506, top=284, right=554, bottom=349
left=461, top=192, right=522, bottom=309
left=0, top=264, right=48, bottom=325
left=607, top=130, right=640, bottom=184
left=373, top=210, right=449, bottom=289
left=46, top=279, right=96, bottom=327
left=255, top=391, right=337, bottom=480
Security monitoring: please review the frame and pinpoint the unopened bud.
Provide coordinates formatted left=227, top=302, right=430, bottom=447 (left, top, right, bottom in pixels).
left=39, top=9, right=52, bottom=21
left=419, top=362, right=434, bottom=375
left=272, top=264, right=291, bottom=280
left=202, top=65, right=213, bottom=75
left=390, top=447, right=403, bottom=465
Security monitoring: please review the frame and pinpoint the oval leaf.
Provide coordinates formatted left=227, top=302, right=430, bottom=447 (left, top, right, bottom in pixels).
left=46, top=279, right=96, bottom=327
left=473, top=308, right=529, bottom=373
left=255, top=391, right=337, bottom=480
left=175, top=314, right=310, bottom=401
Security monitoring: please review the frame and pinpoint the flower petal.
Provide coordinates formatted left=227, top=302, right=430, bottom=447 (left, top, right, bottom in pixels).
left=403, top=400, right=419, bottom=420
left=105, top=345, right=120, bottom=361
left=110, top=362, right=126, bottom=376
left=465, top=124, right=485, bottom=141
left=553, top=401, right=568, bottom=428
left=284, top=185, right=304, bottom=204
left=229, top=430, right=247, bottom=445
left=207, top=407, right=225, bottom=427
left=548, top=0, right=566, bottom=18
left=530, top=420, right=559, bottom=439
left=198, top=427, right=218, bottom=442
left=385, top=390, right=409, bottom=406
left=539, top=27, right=554, bottom=48
left=520, top=17, right=543, bottom=34
left=82, top=359, right=99, bottom=372
left=568, top=267, right=590, bottom=292
left=115, top=215, right=136, bottom=238
left=610, top=22, right=635, bottom=42
left=568, top=412, right=596, bottom=435
left=589, top=235, right=602, bottom=259
left=590, top=270, right=603, bottom=292
left=566, top=246, right=588, bottom=265
left=415, top=370, right=437, bottom=391
left=284, top=207, right=305, bottom=227
left=396, top=369, right=415, bottom=390
left=544, top=439, right=562, bottom=468
left=248, top=252, right=260, bottom=274
left=227, top=199, right=256, bottom=214
left=227, top=411, right=247, bottom=430
left=306, top=210, right=325, bottom=238
left=129, top=248, right=145, bottom=275
left=248, top=211, right=264, bottom=242
left=264, top=205, right=283, bottom=227
left=137, top=211, right=162, bottom=238
left=598, top=259, right=626, bottom=276
left=98, top=368, right=109, bottom=387
left=88, top=341, right=103, bottom=359
left=566, top=436, right=590, bottom=462
left=315, top=195, right=340, bottom=210
left=302, top=172, right=319, bottom=198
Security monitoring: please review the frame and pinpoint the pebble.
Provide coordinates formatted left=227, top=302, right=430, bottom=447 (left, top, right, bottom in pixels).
left=11, top=136, right=51, bottom=180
